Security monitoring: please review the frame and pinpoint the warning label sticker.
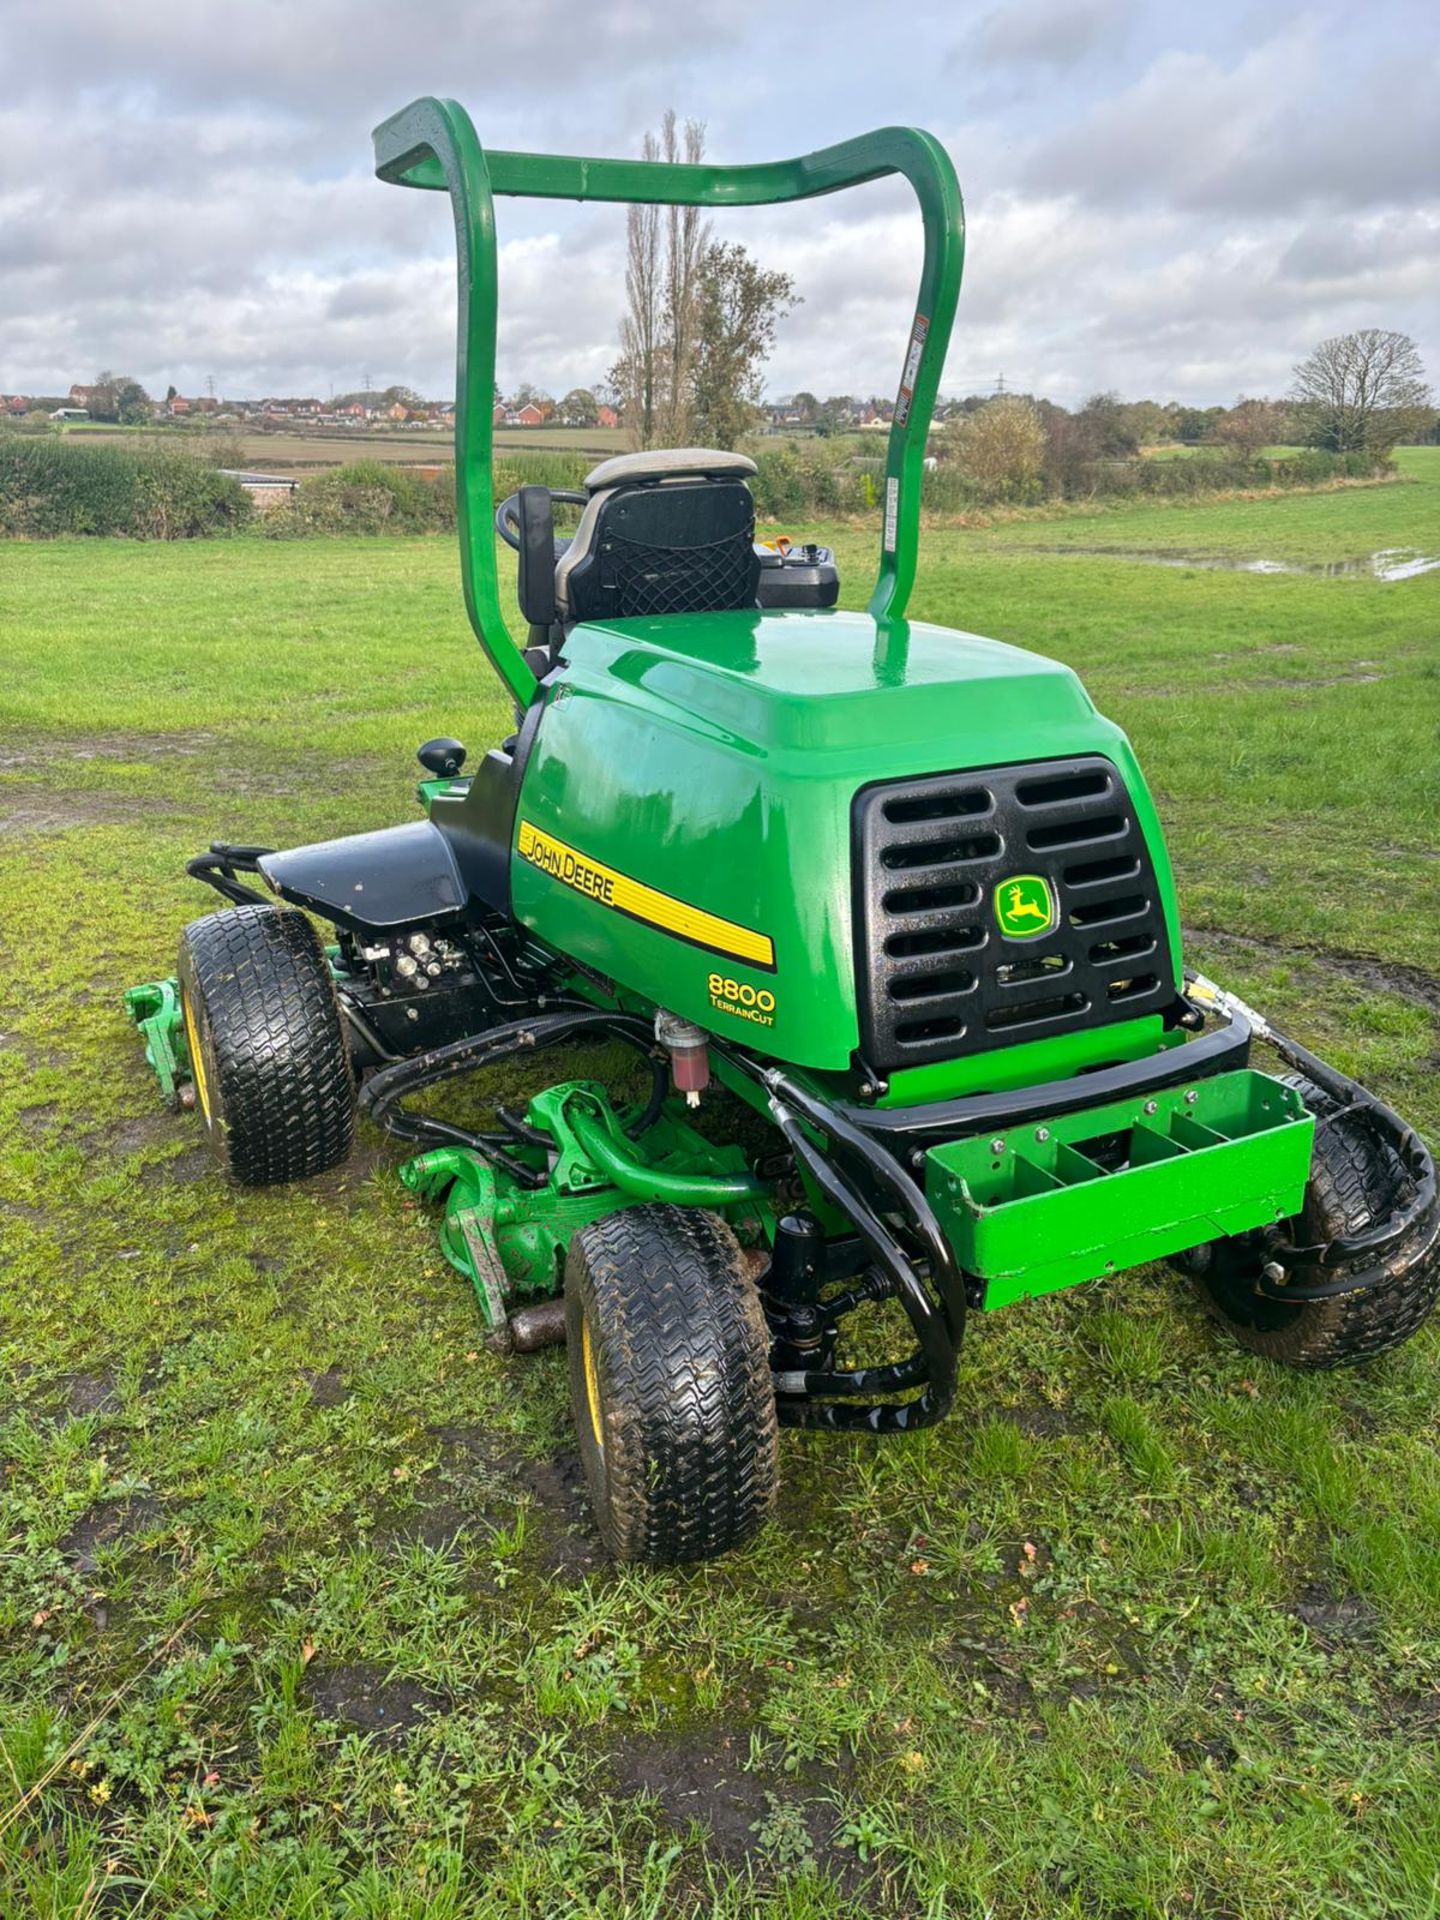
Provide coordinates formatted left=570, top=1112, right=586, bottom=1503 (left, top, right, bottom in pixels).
left=893, top=312, right=930, bottom=427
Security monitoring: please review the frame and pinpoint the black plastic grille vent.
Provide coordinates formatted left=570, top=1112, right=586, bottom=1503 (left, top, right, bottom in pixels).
left=852, top=756, right=1175, bottom=1070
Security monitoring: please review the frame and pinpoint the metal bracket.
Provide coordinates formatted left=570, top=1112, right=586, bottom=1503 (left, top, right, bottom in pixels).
left=122, top=977, right=191, bottom=1111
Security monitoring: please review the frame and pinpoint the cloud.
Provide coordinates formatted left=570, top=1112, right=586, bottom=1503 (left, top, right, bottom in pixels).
left=964, top=0, right=1135, bottom=70
left=1021, top=28, right=1440, bottom=214
left=1, top=0, right=1436, bottom=409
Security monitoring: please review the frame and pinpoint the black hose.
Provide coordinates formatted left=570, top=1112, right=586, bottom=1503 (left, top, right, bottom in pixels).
left=764, top=1066, right=966, bottom=1347
left=185, top=844, right=273, bottom=908
left=359, top=1009, right=661, bottom=1169
left=767, top=1097, right=957, bottom=1432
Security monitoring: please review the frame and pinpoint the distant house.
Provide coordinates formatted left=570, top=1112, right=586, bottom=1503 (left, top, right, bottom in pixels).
left=50, top=407, right=89, bottom=421
left=385, top=401, right=409, bottom=422
left=596, top=403, right=620, bottom=429
left=507, top=402, right=544, bottom=427
left=68, top=383, right=108, bottom=409
left=2, top=395, right=30, bottom=414
left=168, top=395, right=191, bottom=415
left=492, top=402, right=507, bottom=426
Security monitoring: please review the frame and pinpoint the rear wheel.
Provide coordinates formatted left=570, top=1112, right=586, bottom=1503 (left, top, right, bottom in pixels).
left=1186, top=1074, right=1440, bottom=1369
left=564, top=1205, right=779, bottom=1565
left=178, top=905, right=354, bottom=1186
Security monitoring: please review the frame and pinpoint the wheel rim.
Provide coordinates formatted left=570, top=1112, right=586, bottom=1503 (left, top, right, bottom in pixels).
left=181, top=988, right=212, bottom=1125
left=580, top=1310, right=604, bottom=1454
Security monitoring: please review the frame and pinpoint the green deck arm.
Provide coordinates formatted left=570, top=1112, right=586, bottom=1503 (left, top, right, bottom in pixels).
left=374, top=98, right=964, bottom=709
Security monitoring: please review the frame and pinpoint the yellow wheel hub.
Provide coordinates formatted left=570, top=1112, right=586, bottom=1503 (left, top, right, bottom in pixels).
left=181, top=988, right=212, bottom=1124
left=580, top=1310, right=604, bottom=1452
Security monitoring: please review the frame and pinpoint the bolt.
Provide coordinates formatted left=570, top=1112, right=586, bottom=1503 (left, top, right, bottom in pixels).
left=989, top=1137, right=1006, bottom=1155
left=911, top=1150, right=927, bottom=1170
left=1034, top=1126, right=1050, bottom=1143
left=1184, top=1089, right=1198, bottom=1104
left=405, top=1006, right=419, bottom=1022
left=1143, top=1100, right=1158, bottom=1115
left=1261, top=1260, right=1286, bottom=1285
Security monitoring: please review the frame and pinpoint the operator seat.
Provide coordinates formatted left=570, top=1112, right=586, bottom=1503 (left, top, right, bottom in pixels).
left=554, top=448, right=761, bottom=622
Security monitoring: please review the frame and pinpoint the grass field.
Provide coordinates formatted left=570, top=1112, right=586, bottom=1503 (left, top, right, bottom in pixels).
left=61, top=424, right=633, bottom=471
left=2, top=454, right=1439, bottom=1917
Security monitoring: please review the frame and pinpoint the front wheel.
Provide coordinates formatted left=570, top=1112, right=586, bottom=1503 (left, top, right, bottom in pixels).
left=1186, top=1073, right=1440, bottom=1369
left=178, top=905, right=355, bottom=1186
left=565, top=1205, right=779, bottom=1564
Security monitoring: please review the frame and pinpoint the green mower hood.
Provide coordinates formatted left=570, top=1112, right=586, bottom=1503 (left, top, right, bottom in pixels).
left=507, top=607, right=1182, bottom=1087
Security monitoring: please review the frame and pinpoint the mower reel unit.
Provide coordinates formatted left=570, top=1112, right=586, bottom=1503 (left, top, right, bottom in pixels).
left=127, top=99, right=1439, bottom=1565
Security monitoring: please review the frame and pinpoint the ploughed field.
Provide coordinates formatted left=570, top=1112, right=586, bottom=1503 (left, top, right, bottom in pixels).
left=1, top=451, right=1438, bottom=1917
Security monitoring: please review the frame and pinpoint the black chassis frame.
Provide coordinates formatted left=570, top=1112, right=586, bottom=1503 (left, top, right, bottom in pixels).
left=183, top=837, right=1437, bottom=1434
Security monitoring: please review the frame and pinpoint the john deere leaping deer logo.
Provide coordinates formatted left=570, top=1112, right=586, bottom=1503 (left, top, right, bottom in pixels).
left=994, top=874, right=1057, bottom=940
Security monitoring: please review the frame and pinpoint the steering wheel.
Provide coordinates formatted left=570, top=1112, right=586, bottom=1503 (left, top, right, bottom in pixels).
left=495, top=488, right=588, bottom=551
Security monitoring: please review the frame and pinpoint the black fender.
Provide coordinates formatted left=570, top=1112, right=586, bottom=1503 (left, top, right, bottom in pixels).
left=260, top=821, right=467, bottom=933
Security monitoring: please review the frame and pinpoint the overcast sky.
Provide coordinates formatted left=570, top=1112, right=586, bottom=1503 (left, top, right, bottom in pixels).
left=2, top=0, right=1436, bottom=408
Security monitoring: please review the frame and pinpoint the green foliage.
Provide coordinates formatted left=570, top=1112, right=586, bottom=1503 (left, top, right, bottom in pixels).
left=0, top=435, right=251, bottom=537
left=262, top=461, right=455, bottom=537
left=691, top=241, right=800, bottom=450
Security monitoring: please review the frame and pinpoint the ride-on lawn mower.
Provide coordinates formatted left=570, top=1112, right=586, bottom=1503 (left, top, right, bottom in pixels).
left=126, top=100, right=1438, bottom=1565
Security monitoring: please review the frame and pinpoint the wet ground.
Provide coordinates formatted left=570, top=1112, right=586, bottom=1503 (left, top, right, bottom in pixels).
left=1029, top=545, right=1440, bottom=580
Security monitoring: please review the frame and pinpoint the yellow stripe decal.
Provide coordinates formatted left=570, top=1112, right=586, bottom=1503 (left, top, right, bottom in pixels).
left=517, top=820, right=775, bottom=970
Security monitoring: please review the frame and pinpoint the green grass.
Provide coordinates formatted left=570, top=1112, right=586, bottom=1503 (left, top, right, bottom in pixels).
left=2, top=455, right=1440, bottom=1916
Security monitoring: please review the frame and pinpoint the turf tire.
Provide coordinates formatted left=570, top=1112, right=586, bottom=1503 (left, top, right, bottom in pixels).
left=1188, top=1073, right=1440, bottom=1369
left=564, top=1204, right=779, bottom=1565
left=177, top=904, right=354, bottom=1187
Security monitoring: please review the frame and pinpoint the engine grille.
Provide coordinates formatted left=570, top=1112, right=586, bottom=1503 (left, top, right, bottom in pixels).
left=852, top=755, right=1175, bottom=1071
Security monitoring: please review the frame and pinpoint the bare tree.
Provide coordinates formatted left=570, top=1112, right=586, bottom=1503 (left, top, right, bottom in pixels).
left=1290, top=329, right=1432, bottom=458
left=612, top=114, right=709, bottom=449
left=615, top=130, right=663, bottom=449
left=658, top=112, right=709, bottom=445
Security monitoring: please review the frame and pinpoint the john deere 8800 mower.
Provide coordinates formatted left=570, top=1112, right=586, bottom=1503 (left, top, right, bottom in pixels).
left=126, top=100, right=1438, bottom=1564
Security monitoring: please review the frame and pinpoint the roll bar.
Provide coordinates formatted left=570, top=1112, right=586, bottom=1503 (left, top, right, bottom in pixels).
left=374, top=97, right=965, bottom=708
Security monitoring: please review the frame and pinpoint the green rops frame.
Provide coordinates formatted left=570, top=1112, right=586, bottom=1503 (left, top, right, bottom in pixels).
left=372, top=97, right=965, bottom=707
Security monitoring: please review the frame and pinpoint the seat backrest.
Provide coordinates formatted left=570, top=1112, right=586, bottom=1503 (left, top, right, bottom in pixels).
left=555, top=448, right=761, bottom=622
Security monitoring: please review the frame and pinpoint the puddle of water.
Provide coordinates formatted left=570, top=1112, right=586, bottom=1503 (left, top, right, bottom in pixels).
left=1031, top=546, right=1440, bottom=581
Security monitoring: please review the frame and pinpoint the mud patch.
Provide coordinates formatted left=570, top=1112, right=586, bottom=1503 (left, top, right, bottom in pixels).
left=0, top=730, right=221, bottom=773
left=1250, top=671, right=1384, bottom=690
left=1008, top=1403, right=1075, bottom=1439
left=0, top=787, right=182, bottom=835
left=17, top=1101, right=59, bottom=1139
left=1183, top=926, right=1440, bottom=1019
left=430, top=1428, right=602, bottom=1577
left=1291, top=1584, right=1377, bottom=1643
left=611, top=1729, right=770, bottom=1857
left=108, top=1112, right=184, bottom=1156
left=513, top=1449, right=602, bottom=1577
left=300, top=1139, right=395, bottom=1206
left=608, top=1727, right=854, bottom=1880
left=138, top=1147, right=212, bottom=1189
left=305, top=1662, right=445, bottom=1744
left=61, top=1494, right=164, bottom=1571
left=303, top=1365, right=349, bottom=1407
left=374, top=1498, right=477, bottom=1554
left=61, top=1369, right=119, bottom=1417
